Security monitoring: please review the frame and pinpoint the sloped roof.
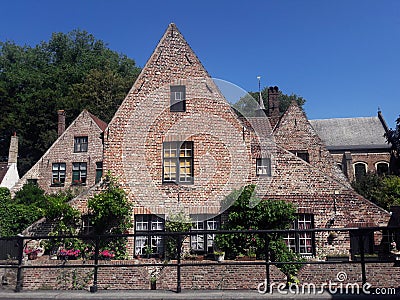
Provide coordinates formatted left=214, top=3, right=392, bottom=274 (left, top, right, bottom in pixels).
left=87, top=111, right=107, bottom=132
left=0, top=162, right=9, bottom=184
left=310, top=116, right=390, bottom=150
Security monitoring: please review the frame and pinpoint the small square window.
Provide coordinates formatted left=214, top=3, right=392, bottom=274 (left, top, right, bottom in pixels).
left=74, top=136, right=88, bottom=152
left=290, top=150, right=309, bottom=163
left=170, top=85, right=186, bottom=112
left=256, top=158, right=271, bottom=176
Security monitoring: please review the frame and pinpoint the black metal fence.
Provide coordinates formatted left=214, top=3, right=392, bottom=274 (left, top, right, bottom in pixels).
left=1, top=226, right=400, bottom=293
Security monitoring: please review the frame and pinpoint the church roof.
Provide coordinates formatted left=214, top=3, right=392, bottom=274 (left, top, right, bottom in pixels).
left=309, top=116, right=390, bottom=150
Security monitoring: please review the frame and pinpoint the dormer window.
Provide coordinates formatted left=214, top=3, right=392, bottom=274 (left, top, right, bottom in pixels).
left=170, top=85, right=186, bottom=112
left=74, top=136, right=88, bottom=152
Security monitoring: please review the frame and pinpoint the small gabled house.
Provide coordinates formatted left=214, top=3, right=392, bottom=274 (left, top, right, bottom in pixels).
left=100, top=23, right=390, bottom=258
left=12, top=110, right=106, bottom=194
left=310, top=112, right=392, bottom=182
left=0, top=134, right=19, bottom=190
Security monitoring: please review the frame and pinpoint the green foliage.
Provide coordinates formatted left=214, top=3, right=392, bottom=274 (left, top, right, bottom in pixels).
left=386, top=115, right=400, bottom=174
left=0, top=30, right=140, bottom=175
left=164, top=211, right=192, bottom=260
left=0, top=183, right=80, bottom=237
left=233, top=87, right=306, bottom=117
left=352, top=173, right=400, bottom=210
left=215, top=185, right=303, bottom=279
left=87, top=173, right=133, bottom=258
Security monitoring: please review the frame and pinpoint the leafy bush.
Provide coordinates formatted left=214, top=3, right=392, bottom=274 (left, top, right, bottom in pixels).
left=164, top=211, right=192, bottom=260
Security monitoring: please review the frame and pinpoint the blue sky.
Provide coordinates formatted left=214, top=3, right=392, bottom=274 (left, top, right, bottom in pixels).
left=1, top=0, right=399, bottom=127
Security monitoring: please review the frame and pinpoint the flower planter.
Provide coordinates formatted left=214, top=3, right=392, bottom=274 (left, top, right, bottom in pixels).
left=326, top=256, right=349, bottom=262
left=28, top=252, right=38, bottom=260
left=236, top=256, right=256, bottom=261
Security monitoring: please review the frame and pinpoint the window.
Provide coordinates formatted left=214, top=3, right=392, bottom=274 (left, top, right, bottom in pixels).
left=135, top=215, right=165, bottom=256
left=190, top=215, right=220, bottom=254
left=354, top=162, right=367, bottom=181
left=290, top=150, right=309, bottom=163
left=170, top=85, right=186, bottom=112
left=72, top=162, right=87, bottom=185
left=163, top=141, right=193, bottom=184
left=95, top=162, right=103, bottom=183
left=376, top=162, right=389, bottom=176
left=52, top=163, right=66, bottom=186
left=81, top=215, right=93, bottom=235
left=350, top=231, right=374, bottom=256
left=337, top=163, right=343, bottom=171
left=284, top=214, right=314, bottom=256
left=256, top=158, right=271, bottom=176
left=74, top=136, right=88, bottom=152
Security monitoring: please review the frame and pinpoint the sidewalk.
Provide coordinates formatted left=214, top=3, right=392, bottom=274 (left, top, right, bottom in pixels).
left=0, top=289, right=399, bottom=300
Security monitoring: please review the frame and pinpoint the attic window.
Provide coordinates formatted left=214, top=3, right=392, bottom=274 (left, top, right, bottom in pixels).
left=170, top=85, right=186, bottom=112
left=290, top=150, right=310, bottom=163
left=74, top=136, right=88, bottom=152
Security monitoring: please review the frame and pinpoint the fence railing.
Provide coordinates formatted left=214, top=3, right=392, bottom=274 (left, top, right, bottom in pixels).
left=1, top=226, right=400, bottom=293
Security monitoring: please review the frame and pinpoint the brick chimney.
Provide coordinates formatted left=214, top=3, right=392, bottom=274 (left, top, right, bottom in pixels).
left=8, top=133, right=18, bottom=165
left=57, top=110, right=66, bottom=137
left=268, top=86, right=280, bottom=127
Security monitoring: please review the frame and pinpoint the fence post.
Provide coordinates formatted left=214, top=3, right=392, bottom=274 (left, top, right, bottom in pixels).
left=264, top=234, right=271, bottom=293
left=358, top=230, right=367, bottom=286
left=176, top=233, right=182, bottom=293
left=90, top=235, right=100, bottom=293
left=15, top=236, right=24, bottom=292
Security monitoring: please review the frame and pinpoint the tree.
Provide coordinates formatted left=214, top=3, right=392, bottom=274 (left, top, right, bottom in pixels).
left=215, top=185, right=303, bottom=282
left=87, top=173, right=133, bottom=258
left=0, top=30, right=140, bottom=175
left=233, top=87, right=306, bottom=117
left=386, top=115, right=400, bottom=174
left=352, top=173, right=400, bottom=210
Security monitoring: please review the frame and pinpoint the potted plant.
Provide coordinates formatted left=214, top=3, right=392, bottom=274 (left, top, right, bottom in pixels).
left=214, top=251, right=225, bottom=262
left=99, top=249, right=115, bottom=260
left=24, top=247, right=39, bottom=260
left=150, top=275, right=157, bottom=290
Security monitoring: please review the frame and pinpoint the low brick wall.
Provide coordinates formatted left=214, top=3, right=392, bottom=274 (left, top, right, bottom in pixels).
left=15, top=258, right=400, bottom=291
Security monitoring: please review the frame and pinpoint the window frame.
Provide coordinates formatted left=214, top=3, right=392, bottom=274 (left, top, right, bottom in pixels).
left=51, top=162, right=66, bottom=186
left=256, top=158, right=272, bottom=176
left=376, top=161, right=389, bottom=176
left=290, top=150, right=310, bottom=163
left=95, top=161, right=103, bottom=184
left=163, top=141, right=194, bottom=184
left=190, top=215, right=220, bottom=254
left=72, top=162, right=87, bottom=185
left=353, top=162, right=367, bottom=181
left=283, top=214, right=315, bottom=256
left=170, top=85, right=186, bottom=112
left=74, top=136, right=88, bottom=153
left=134, top=214, right=165, bottom=257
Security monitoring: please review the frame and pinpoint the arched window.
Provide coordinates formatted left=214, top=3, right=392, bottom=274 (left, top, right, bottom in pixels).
left=376, top=162, right=389, bottom=176
left=354, top=162, right=367, bottom=181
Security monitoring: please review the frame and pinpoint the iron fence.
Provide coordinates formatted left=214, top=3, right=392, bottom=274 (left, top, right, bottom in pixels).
left=0, top=226, right=399, bottom=293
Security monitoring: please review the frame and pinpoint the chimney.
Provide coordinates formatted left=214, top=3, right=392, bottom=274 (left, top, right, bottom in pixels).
left=268, top=86, right=280, bottom=126
left=8, top=133, right=18, bottom=165
left=58, top=110, right=66, bottom=136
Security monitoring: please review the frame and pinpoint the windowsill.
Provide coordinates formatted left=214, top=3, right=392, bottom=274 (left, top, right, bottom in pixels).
left=51, top=183, right=65, bottom=187
left=256, top=174, right=272, bottom=177
left=162, top=181, right=194, bottom=185
left=73, top=151, right=88, bottom=153
left=71, top=182, right=86, bottom=186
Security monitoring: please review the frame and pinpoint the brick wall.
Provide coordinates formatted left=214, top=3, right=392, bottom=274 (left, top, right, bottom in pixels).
left=17, top=258, right=400, bottom=291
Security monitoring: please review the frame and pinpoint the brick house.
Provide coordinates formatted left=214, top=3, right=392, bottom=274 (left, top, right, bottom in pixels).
left=310, top=112, right=392, bottom=182
left=96, top=23, right=391, bottom=259
left=12, top=109, right=106, bottom=195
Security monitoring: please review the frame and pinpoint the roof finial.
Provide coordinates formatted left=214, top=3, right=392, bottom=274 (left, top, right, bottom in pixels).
left=257, top=76, right=265, bottom=110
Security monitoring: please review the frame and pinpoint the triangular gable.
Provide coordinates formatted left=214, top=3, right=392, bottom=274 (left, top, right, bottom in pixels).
left=273, top=101, right=350, bottom=187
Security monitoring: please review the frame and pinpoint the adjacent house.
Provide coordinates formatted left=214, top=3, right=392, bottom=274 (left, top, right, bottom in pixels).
left=310, top=112, right=392, bottom=182
left=97, top=23, right=390, bottom=258
left=0, top=134, right=19, bottom=190
left=12, top=110, right=106, bottom=194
